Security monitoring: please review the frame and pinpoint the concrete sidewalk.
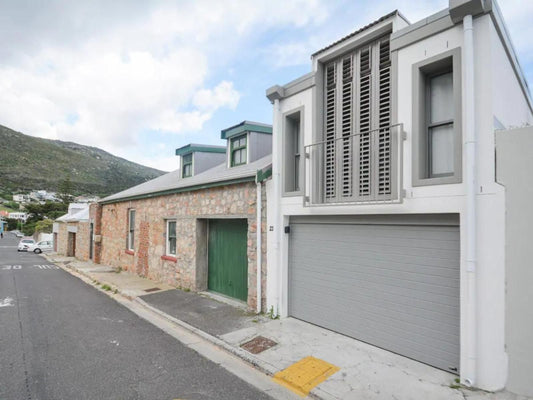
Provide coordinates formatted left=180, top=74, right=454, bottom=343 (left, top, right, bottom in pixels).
left=46, top=254, right=528, bottom=400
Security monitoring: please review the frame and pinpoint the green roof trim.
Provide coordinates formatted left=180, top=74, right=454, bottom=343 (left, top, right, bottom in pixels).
left=221, top=121, right=272, bottom=140
left=256, top=165, right=272, bottom=183
left=175, top=144, right=226, bottom=156
left=99, top=176, right=256, bottom=205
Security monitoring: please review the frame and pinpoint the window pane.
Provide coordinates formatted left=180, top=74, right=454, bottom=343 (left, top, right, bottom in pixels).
left=430, top=124, right=454, bottom=176
left=169, top=238, right=176, bottom=255
left=430, top=72, right=453, bottom=123
left=168, top=221, right=176, bottom=238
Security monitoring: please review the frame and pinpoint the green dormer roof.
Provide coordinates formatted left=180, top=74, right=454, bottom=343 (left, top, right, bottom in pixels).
left=220, top=121, right=272, bottom=140
left=175, top=143, right=226, bottom=156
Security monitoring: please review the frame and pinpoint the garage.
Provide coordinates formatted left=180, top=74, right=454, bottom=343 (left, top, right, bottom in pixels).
left=208, top=219, right=248, bottom=302
left=288, top=214, right=460, bottom=373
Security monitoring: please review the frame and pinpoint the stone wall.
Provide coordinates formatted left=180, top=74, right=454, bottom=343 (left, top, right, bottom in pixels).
left=90, top=203, right=103, bottom=264
left=56, top=223, right=68, bottom=255
left=75, top=221, right=91, bottom=261
left=98, top=181, right=268, bottom=310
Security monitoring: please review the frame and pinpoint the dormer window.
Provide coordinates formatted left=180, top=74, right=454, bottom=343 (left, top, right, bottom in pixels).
left=230, top=134, right=247, bottom=167
left=182, top=153, right=193, bottom=178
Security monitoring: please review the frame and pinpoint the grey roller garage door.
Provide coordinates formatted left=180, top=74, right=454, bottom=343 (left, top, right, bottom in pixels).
left=288, top=215, right=460, bottom=373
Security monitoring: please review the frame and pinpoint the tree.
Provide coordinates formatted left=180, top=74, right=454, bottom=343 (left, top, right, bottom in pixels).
left=5, top=218, right=18, bottom=231
left=58, top=177, right=74, bottom=203
left=4, top=201, right=19, bottom=210
left=35, top=219, right=53, bottom=234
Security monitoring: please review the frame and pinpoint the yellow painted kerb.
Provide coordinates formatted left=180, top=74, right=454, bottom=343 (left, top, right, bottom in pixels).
left=272, top=356, right=340, bottom=397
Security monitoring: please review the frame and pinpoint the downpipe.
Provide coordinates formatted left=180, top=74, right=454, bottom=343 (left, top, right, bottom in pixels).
left=256, top=178, right=262, bottom=314
left=463, top=14, right=478, bottom=387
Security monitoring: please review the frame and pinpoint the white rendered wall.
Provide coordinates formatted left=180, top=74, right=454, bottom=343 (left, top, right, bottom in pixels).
left=267, top=12, right=531, bottom=392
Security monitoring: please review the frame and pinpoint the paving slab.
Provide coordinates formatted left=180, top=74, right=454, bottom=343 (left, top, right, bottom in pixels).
left=140, top=289, right=269, bottom=337
left=221, top=317, right=465, bottom=400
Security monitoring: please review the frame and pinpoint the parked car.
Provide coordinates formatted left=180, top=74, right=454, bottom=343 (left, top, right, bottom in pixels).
left=27, top=240, right=53, bottom=254
left=17, top=238, right=35, bottom=251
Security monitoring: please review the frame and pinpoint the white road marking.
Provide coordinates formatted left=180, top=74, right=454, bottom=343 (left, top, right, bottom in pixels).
left=1, top=265, right=22, bottom=270
left=109, top=340, right=120, bottom=346
left=0, top=297, right=14, bottom=307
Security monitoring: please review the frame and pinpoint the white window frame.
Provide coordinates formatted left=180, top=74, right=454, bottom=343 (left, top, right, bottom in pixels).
left=166, top=219, right=177, bottom=256
left=127, top=209, right=135, bottom=251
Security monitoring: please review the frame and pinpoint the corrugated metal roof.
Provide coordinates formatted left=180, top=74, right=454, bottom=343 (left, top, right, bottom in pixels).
left=100, top=154, right=272, bottom=204
left=311, top=10, right=400, bottom=57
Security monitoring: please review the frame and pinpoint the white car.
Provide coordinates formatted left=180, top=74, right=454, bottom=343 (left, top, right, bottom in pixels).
left=17, top=238, right=35, bottom=251
left=27, top=240, right=54, bottom=254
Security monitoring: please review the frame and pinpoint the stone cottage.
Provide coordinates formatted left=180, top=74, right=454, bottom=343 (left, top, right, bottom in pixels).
left=54, top=203, right=92, bottom=260
left=90, top=121, right=273, bottom=311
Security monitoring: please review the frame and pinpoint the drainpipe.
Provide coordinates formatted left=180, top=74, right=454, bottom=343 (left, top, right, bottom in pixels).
left=273, top=98, right=283, bottom=317
left=255, top=177, right=262, bottom=314
left=463, top=14, right=477, bottom=387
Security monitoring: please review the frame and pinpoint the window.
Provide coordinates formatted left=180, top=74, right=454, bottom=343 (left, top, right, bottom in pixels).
left=166, top=220, right=177, bottom=256
left=412, top=48, right=462, bottom=186
left=230, top=134, right=247, bottom=167
left=127, top=209, right=135, bottom=250
left=182, top=154, right=192, bottom=178
left=283, top=109, right=303, bottom=194
left=427, top=72, right=454, bottom=177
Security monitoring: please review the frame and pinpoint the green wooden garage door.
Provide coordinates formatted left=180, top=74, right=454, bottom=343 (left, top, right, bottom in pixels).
left=208, top=219, right=248, bottom=301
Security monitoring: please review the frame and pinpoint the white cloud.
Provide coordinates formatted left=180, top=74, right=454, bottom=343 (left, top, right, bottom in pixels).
left=193, top=81, right=240, bottom=111
left=1, top=0, right=530, bottom=175
left=0, top=0, right=330, bottom=166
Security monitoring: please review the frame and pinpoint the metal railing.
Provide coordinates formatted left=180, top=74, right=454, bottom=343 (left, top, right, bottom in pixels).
left=303, top=123, right=404, bottom=206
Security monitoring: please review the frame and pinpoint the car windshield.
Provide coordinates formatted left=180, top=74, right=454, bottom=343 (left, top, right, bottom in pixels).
left=21, top=240, right=34, bottom=243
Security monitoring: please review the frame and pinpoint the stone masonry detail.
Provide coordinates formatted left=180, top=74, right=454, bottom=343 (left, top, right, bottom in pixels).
left=96, top=181, right=267, bottom=311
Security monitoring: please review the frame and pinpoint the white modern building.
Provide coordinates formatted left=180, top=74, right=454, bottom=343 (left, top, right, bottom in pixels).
left=266, top=0, right=532, bottom=395
left=12, top=194, right=30, bottom=203
left=8, top=212, right=28, bottom=222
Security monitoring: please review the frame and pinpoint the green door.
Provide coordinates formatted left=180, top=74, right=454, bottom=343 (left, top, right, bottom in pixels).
left=208, top=219, right=248, bottom=301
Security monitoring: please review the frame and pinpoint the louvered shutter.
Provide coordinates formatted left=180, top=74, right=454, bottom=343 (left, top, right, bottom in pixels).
left=324, top=63, right=337, bottom=200
left=377, top=38, right=392, bottom=197
left=358, top=47, right=372, bottom=199
left=319, top=35, right=393, bottom=204
left=340, top=55, right=354, bottom=199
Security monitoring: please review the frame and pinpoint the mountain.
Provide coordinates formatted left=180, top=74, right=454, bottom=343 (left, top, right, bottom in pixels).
left=0, top=124, right=166, bottom=196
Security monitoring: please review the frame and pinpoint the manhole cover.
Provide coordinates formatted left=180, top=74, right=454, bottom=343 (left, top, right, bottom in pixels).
left=144, top=287, right=161, bottom=293
left=240, top=336, right=277, bottom=354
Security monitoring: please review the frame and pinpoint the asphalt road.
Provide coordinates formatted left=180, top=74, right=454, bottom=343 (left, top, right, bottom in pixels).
left=0, top=234, right=273, bottom=400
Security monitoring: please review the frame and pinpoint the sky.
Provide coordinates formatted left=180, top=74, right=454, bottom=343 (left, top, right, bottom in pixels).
left=0, top=0, right=532, bottom=172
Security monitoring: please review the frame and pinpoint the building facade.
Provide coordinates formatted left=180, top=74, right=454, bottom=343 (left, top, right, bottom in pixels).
left=54, top=203, right=91, bottom=260
left=266, top=0, right=532, bottom=395
left=90, top=122, right=273, bottom=311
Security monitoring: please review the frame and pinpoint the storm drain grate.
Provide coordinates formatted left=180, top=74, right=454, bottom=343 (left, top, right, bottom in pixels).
left=240, top=336, right=277, bottom=354
left=144, top=287, right=161, bottom=293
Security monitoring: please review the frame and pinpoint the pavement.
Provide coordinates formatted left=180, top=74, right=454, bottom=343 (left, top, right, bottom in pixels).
left=0, top=235, right=285, bottom=400
left=45, top=253, right=531, bottom=400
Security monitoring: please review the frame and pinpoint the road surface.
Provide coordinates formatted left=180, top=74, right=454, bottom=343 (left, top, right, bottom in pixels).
left=0, top=233, right=273, bottom=400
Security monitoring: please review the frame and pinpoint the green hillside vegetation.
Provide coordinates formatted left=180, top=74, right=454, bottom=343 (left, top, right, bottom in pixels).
left=0, top=125, right=166, bottom=196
